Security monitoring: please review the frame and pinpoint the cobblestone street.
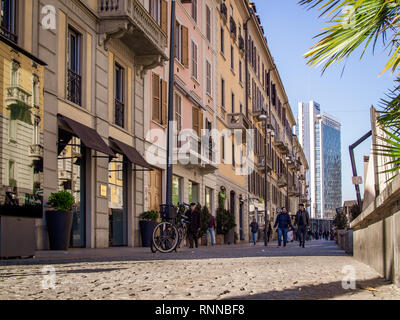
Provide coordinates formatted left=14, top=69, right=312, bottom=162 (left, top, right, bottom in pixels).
left=1, top=240, right=399, bottom=300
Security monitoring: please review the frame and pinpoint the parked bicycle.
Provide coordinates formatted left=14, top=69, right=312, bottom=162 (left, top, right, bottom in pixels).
left=151, top=203, right=190, bottom=253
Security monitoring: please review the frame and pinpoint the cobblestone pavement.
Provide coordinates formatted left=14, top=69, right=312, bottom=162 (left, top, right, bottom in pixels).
left=1, top=240, right=399, bottom=300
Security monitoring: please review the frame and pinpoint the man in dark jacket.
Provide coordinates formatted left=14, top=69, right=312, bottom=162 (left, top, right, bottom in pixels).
left=295, top=204, right=310, bottom=248
left=273, top=207, right=293, bottom=247
left=250, top=218, right=259, bottom=245
left=186, top=203, right=201, bottom=248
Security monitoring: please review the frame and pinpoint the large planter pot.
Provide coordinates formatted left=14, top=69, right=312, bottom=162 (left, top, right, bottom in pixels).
left=45, top=210, right=73, bottom=251
left=224, top=229, right=235, bottom=245
left=139, top=220, right=158, bottom=247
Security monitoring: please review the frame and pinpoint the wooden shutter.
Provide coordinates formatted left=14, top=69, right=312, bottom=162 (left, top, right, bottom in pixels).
left=161, top=79, right=168, bottom=125
left=182, top=25, right=189, bottom=68
left=192, top=106, right=199, bottom=135
left=199, top=110, right=203, bottom=135
left=152, top=73, right=161, bottom=123
left=161, top=0, right=168, bottom=45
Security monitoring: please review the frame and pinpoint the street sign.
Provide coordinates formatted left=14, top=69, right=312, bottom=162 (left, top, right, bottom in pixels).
left=352, top=176, right=363, bottom=185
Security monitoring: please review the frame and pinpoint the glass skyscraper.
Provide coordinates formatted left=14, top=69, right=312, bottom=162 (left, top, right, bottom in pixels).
left=297, top=101, right=342, bottom=219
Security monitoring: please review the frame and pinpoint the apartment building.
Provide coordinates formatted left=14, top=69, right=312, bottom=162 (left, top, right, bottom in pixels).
left=145, top=0, right=219, bottom=216
left=245, top=2, right=309, bottom=233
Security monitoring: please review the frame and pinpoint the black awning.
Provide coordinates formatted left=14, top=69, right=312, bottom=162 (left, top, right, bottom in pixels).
left=58, top=115, right=115, bottom=157
left=109, top=138, right=153, bottom=170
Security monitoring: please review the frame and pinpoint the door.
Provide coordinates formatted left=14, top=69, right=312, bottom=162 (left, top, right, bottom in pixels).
left=148, top=169, right=162, bottom=212
left=239, top=202, right=244, bottom=241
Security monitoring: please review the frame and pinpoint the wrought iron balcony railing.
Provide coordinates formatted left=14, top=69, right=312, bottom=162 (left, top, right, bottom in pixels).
left=114, top=99, right=125, bottom=128
left=67, top=69, right=82, bottom=106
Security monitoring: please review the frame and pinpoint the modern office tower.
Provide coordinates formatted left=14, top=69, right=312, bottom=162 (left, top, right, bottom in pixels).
left=298, top=101, right=342, bottom=219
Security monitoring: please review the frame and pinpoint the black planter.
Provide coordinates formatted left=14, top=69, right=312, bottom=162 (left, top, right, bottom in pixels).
left=139, top=220, right=158, bottom=247
left=45, top=210, right=73, bottom=250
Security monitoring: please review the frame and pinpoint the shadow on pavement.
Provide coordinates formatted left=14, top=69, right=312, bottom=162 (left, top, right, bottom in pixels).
left=224, top=277, right=391, bottom=300
left=0, top=241, right=348, bottom=267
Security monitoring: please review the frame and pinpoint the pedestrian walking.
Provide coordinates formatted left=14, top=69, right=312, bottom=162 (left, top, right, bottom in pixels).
left=273, top=207, right=293, bottom=247
left=250, top=218, right=259, bottom=245
left=295, top=204, right=310, bottom=248
left=185, top=203, right=201, bottom=249
left=206, top=214, right=216, bottom=246
left=307, top=228, right=312, bottom=241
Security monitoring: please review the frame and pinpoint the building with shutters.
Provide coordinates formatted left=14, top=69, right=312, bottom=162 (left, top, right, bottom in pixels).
left=244, top=2, right=309, bottom=239
left=145, top=0, right=219, bottom=220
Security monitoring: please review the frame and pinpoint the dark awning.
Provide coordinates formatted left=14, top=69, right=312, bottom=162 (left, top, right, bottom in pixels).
left=109, top=137, right=153, bottom=170
left=58, top=115, right=115, bottom=157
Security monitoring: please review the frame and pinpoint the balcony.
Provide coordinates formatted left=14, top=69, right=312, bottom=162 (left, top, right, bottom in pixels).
left=273, top=135, right=289, bottom=155
left=29, top=144, right=44, bottom=160
left=288, top=185, right=301, bottom=197
left=67, top=69, right=82, bottom=106
left=6, top=86, right=32, bottom=106
left=178, top=135, right=218, bottom=174
left=220, top=3, right=228, bottom=23
left=227, top=113, right=251, bottom=132
left=277, top=174, right=287, bottom=188
left=299, top=195, right=308, bottom=204
left=230, top=17, right=237, bottom=39
left=299, top=174, right=306, bottom=181
left=256, top=155, right=272, bottom=173
left=98, top=0, right=167, bottom=74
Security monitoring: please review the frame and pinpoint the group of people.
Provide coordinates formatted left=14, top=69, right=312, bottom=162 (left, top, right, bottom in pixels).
left=250, top=203, right=311, bottom=248
left=183, top=202, right=216, bottom=249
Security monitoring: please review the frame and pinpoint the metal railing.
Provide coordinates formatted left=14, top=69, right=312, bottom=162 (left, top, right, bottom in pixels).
left=67, top=69, right=82, bottom=106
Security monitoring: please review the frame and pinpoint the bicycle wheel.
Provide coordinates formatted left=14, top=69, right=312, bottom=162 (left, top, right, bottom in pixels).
left=152, top=222, right=179, bottom=253
left=150, top=239, right=157, bottom=253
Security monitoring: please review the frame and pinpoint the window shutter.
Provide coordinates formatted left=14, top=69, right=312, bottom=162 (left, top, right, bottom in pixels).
left=152, top=73, right=161, bottom=123
left=161, top=0, right=168, bottom=45
left=161, top=79, right=167, bottom=125
left=199, top=110, right=203, bottom=136
left=192, top=107, right=199, bottom=136
left=182, top=26, right=189, bottom=68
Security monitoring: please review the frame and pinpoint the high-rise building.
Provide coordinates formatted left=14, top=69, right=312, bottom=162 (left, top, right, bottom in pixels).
left=298, top=101, right=342, bottom=219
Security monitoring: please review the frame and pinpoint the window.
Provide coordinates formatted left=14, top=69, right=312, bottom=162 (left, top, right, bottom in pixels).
left=220, top=27, right=224, bottom=54
left=192, top=106, right=203, bottom=138
left=172, top=175, right=182, bottom=205
left=221, top=135, right=225, bottom=162
left=206, top=60, right=212, bottom=95
left=175, top=21, right=189, bottom=67
left=188, top=181, right=199, bottom=204
left=32, top=75, right=40, bottom=107
left=191, top=40, right=198, bottom=79
left=152, top=73, right=167, bottom=125
left=231, top=92, right=235, bottom=113
left=174, top=93, right=182, bottom=148
left=0, top=0, right=17, bottom=42
left=221, top=78, right=225, bottom=108
left=191, top=0, right=197, bottom=23
left=230, top=45, right=234, bottom=70
left=9, top=117, right=16, bottom=141
left=8, top=160, right=15, bottom=185
left=239, top=60, right=242, bottom=83
left=11, top=60, right=19, bottom=86
left=114, top=63, right=125, bottom=128
left=67, top=27, right=82, bottom=106
left=149, top=0, right=161, bottom=24
left=205, top=187, right=213, bottom=211
left=206, top=5, right=211, bottom=42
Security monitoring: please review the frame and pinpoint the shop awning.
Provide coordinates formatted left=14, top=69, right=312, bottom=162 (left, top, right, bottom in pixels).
left=58, top=115, right=115, bottom=157
left=109, top=137, right=153, bottom=170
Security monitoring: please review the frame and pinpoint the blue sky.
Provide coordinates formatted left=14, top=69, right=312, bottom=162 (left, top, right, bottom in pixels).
left=254, top=0, right=395, bottom=201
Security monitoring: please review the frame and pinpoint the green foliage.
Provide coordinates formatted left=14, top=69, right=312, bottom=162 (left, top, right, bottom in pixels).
left=216, top=208, right=236, bottom=235
left=139, top=210, right=159, bottom=221
left=300, top=0, right=400, bottom=174
left=350, top=203, right=362, bottom=221
left=333, top=210, right=348, bottom=230
left=48, top=190, right=75, bottom=211
left=7, top=102, right=32, bottom=125
left=218, top=191, right=226, bottom=210
left=9, top=178, right=17, bottom=188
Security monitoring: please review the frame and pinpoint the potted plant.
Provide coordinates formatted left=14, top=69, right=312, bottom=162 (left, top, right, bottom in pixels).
left=139, top=210, right=159, bottom=247
left=216, top=208, right=236, bottom=245
left=234, top=232, right=239, bottom=244
left=45, top=190, right=75, bottom=250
